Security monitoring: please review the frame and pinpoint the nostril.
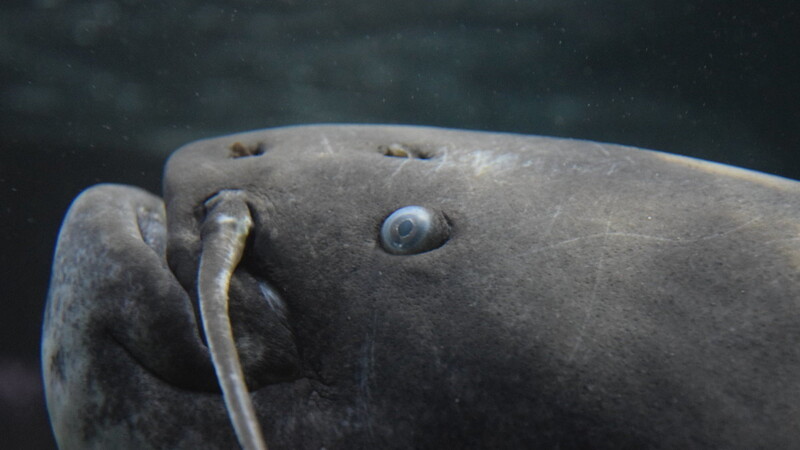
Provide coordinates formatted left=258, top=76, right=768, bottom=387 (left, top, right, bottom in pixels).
left=229, top=141, right=266, bottom=158
left=380, top=143, right=434, bottom=160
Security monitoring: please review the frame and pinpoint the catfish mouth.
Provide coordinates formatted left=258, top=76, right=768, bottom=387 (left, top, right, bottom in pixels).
left=132, top=189, right=301, bottom=450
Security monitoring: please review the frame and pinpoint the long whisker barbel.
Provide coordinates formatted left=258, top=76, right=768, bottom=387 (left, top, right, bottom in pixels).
left=198, top=190, right=267, bottom=450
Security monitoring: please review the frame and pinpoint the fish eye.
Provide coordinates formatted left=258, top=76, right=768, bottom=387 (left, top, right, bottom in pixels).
left=380, top=206, right=450, bottom=255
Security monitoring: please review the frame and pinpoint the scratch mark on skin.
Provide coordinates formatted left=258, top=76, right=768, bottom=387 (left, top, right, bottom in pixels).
left=567, top=219, right=612, bottom=363
left=528, top=217, right=764, bottom=255
left=321, top=136, right=334, bottom=154
left=764, top=237, right=800, bottom=245
left=469, top=151, right=496, bottom=176
left=389, top=157, right=411, bottom=179
left=589, top=142, right=638, bottom=175
left=591, top=142, right=611, bottom=157
left=469, top=151, right=520, bottom=176
left=693, top=216, right=763, bottom=241
left=542, top=205, right=563, bottom=238
left=527, top=232, right=668, bottom=255
left=435, top=147, right=449, bottom=172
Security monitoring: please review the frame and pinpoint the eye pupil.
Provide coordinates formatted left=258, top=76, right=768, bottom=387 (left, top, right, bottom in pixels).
left=397, top=219, right=414, bottom=237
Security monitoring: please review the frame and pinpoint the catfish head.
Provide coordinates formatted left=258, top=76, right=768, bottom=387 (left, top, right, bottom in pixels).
left=43, top=125, right=800, bottom=449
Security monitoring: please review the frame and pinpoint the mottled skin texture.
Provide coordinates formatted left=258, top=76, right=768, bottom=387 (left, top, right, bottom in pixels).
left=43, top=125, right=800, bottom=449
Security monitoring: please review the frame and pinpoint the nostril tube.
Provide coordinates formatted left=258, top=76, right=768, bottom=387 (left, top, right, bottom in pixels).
left=229, top=141, right=266, bottom=158
left=198, top=190, right=267, bottom=450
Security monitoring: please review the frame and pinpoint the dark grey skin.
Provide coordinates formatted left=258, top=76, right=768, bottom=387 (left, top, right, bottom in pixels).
left=43, top=125, right=800, bottom=449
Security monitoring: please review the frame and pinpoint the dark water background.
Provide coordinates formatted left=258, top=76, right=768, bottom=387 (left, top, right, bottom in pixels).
left=1, top=1, right=798, bottom=448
